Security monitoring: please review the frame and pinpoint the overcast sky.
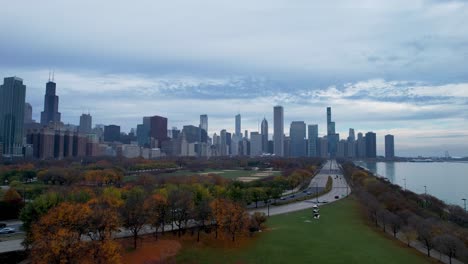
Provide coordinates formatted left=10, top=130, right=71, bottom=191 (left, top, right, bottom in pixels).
left=1, top=0, right=468, bottom=157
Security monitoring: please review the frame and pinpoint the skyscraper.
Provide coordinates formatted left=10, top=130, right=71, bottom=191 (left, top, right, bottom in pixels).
left=104, top=125, right=120, bottom=142
left=40, top=79, right=61, bottom=126
left=220, top=129, right=227, bottom=156
left=24, top=103, right=34, bottom=123
left=149, top=115, right=168, bottom=147
left=385, top=134, right=395, bottom=159
left=250, top=132, right=263, bottom=157
left=235, top=114, right=241, bottom=137
left=0, top=77, right=26, bottom=156
left=327, top=107, right=332, bottom=135
left=365, top=132, right=377, bottom=158
left=290, top=121, right=306, bottom=157
left=200, top=114, right=208, bottom=133
left=347, top=128, right=356, bottom=158
left=273, top=105, right=284, bottom=156
left=357, top=132, right=366, bottom=158
left=326, top=107, right=339, bottom=157
left=308, top=124, right=318, bottom=157
left=261, top=118, right=268, bottom=153
left=79, top=113, right=92, bottom=134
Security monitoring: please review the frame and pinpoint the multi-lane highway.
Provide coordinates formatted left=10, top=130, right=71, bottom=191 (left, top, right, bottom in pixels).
left=251, top=159, right=350, bottom=216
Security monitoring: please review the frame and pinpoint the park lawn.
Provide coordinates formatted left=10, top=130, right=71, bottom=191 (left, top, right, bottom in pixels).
left=152, top=169, right=281, bottom=180
left=176, top=197, right=436, bottom=264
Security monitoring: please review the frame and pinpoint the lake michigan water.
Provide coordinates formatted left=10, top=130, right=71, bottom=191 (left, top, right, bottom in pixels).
left=354, top=161, right=468, bottom=207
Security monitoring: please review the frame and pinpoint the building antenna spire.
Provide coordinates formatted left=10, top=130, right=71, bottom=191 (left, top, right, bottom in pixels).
left=52, top=70, right=55, bottom=82
left=48, top=70, right=51, bottom=82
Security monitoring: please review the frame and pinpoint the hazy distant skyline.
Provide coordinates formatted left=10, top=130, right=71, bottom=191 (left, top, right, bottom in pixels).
left=1, top=0, right=468, bottom=157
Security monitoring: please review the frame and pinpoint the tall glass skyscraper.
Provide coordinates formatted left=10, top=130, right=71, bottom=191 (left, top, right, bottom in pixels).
left=365, top=132, right=377, bottom=158
left=308, top=124, right=318, bottom=157
left=385, top=134, right=395, bottom=159
left=0, top=77, right=26, bottom=157
left=261, top=118, right=268, bottom=153
left=235, top=114, right=241, bottom=137
left=40, top=80, right=61, bottom=126
left=273, top=105, right=284, bottom=156
left=290, top=121, right=306, bottom=157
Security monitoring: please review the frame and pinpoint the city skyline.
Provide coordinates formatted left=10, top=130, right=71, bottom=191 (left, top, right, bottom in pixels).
left=1, top=1, right=468, bottom=157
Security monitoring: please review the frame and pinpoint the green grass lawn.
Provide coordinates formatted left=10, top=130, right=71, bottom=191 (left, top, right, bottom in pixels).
left=132, top=169, right=281, bottom=181
left=176, top=198, right=435, bottom=264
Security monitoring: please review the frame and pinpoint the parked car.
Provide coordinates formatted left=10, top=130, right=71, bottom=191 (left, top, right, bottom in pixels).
left=0, top=227, right=15, bottom=234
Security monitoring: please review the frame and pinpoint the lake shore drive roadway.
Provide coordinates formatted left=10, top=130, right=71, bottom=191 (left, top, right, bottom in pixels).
left=251, top=159, right=350, bottom=216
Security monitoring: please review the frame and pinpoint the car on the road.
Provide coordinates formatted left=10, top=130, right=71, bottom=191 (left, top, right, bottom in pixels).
left=306, top=191, right=312, bottom=195
left=0, top=227, right=15, bottom=234
left=290, top=194, right=296, bottom=198
left=280, top=197, right=286, bottom=200
left=334, top=195, right=339, bottom=199
left=0, top=223, right=6, bottom=228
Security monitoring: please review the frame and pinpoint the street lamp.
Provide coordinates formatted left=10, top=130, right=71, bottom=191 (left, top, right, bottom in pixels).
left=403, top=178, right=406, bottom=191
left=462, top=198, right=467, bottom=212
left=316, top=182, right=319, bottom=204
left=424, top=185, right=427, bottom=196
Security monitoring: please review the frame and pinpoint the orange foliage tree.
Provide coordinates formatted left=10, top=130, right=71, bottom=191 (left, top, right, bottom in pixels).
left=144, top=193, right=168, bottom=239
left=210, top=198, right=250, bottom=242
left=31, top=198, right=122, bottom=264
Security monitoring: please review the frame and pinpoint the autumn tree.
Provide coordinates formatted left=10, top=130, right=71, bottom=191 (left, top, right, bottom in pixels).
left=121, top=187, right=148, bottom=249
left=3, top=188, right=21, bottom=201
left=417, top=218, right=439, bottom=257
left=250, top=212, right=267, bottom=233
left=20, top=192, right=63, bottom=248
left=31, top=202, right=91, bottom=264
left=211, top=198, right=250, bottom=242
left=434, top=234, right=466, bottom=264
left=86, top=191, right=122, bottom=264
left=168, top=187, right=194, bottom=237
left=144, top=193, right=168, bottom=239
left=387, top=212, right=403, bottom=238
left=401, top=225, right=418, bottom=247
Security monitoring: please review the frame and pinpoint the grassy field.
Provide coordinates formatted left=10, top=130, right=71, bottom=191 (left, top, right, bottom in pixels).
left=159, top=169, right=280, bottom=180
left=176, top=198, right=435, bottom=264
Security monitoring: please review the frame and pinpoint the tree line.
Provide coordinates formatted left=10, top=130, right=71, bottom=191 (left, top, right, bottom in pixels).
left=341, top=162, right=468, bottom=264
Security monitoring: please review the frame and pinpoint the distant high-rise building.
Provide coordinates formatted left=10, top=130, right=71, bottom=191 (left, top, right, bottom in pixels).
left=326, top=107, right=339, bottom=157
left=104, top=125, right=120, bottom=142
left=220, top=129, right=227, bottom=156
left=337, top=140, right=347, bottom=158
left=365, top=132, right=377, bottom=158
left=273, top=105, right=284, bottom=156
left=319, top=137, right=328, bottom=158
left=347, top=128, right=356, bottom=158
left=182, top=125, right=202, bottom=143
left=149, top=115, right=168, bottom=147
left=250, top=132, right=263, bottom=157
left=24, top=103, right=34, bottom=123
left=200, top=114, right=208, bottom=132
left=290, top=121, right=306, bottom=157
left=357, top=132, right=366, bottom=158
left=283, top=136, right=291, bottom=158
left=327, top=107, right=333, bottom=135
left=0, top=77, right=26, bottom=156
left=308, top=124, right=318, bottom=157
left=385, top=134, right=395, bottom=159
left=40, top=79, right=61, bottom=126
left=79, top=113, right=92, bottom=134
left=261, top=118, right=268, bottom=153
left=235, top=114, right=241, bottom=137
left=226, top=132, right=232, bottom=154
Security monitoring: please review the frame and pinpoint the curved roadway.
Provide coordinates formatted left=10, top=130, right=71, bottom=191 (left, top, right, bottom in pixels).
left=251, top=159, right=350, bottom=216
